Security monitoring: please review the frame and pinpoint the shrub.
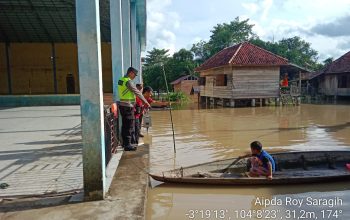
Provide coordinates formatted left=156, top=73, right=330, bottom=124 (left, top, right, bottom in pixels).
left=165, top=91, right=189, bottom=103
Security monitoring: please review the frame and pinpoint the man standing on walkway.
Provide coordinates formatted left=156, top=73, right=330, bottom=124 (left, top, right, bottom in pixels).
left=118, top=67, right=150, bottom=151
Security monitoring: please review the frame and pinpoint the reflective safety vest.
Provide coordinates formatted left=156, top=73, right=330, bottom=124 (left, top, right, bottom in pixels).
left=118, top=77, right=136, bottom=102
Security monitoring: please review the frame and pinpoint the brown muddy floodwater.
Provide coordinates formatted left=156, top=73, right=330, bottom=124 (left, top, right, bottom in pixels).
left=144, top=104, right=350, bottom=220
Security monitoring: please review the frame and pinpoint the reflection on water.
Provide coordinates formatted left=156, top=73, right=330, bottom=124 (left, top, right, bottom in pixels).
left=145, top=104, right=350, bottom=220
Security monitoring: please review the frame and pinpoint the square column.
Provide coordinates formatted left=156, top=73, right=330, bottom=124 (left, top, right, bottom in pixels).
left=5, top=42, right=12, bottom=94
left=138, top=43, right=142, bottom=83
left=130, top=2, right=140, bottom=83
left=75, top=0, right=106, bottom=200
left=110, top=0, right=124, bottom=102
left=51, top=42, right=58, bottom=94
left=121, top=0, right=131, bottom=73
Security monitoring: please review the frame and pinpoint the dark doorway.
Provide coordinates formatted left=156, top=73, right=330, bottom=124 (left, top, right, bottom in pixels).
left=66, top=73, right=75, bottom=94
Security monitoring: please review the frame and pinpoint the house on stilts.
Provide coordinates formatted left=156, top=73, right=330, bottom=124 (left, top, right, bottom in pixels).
left=195, top=41, right=306, bottom=107
left=312, top=51, right=350, bottom=101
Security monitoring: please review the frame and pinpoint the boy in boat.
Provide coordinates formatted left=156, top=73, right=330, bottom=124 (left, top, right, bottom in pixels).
left=246, top=141, right=275, bottom=180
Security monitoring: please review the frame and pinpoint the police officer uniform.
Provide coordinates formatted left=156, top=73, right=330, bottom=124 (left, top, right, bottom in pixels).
left=118, top=67, right=149, bottom=151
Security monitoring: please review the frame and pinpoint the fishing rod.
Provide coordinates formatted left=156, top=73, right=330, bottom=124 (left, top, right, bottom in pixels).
left=161, top=63, right=177, bottom=154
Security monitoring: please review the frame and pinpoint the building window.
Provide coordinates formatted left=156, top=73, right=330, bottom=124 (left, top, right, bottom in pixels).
left=199, top=77, right=206, bottom=86
left=215, top=74, right=228, bottom=86
left=338, top=75, right=348, bottom=88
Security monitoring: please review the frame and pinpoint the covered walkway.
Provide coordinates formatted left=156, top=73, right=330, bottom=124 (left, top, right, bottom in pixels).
left=0, top=0, right=147, bottom=200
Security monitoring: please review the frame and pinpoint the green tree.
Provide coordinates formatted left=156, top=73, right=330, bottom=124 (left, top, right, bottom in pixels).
left=142, top=48, right=170, bottom=91
left=323, top=57, right=334, bottom=66
left=278, top=37, right=319, bottom=69
left=250, top=36, right=322, bottom=70
left=208, top=17, right=255, bottom=55
left=167, top=48, right=197, bottom=83
left=143, top=48, right=170, bottom=67
left=190, top=40, right=211, bottom=64
left=191, top=17, right=255, bottom=63
left=143, top=48, right=197, bottom=92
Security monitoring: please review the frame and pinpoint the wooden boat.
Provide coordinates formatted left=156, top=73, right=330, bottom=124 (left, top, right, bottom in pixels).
left=150, top=151, right=350, bottom=185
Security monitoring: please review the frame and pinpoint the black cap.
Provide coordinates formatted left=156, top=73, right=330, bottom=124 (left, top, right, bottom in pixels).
left=127, top=67, right=138, bottom=76
left=143, top=86, right=153, bottom=94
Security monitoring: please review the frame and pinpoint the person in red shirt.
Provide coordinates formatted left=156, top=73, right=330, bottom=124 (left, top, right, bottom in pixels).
left=280, top=73, right=289, bottom=93
left=133, top=84, right=144, bottom=145
left=280, top=73, right=289, bottom=87
left=135, top=86, right=170, bottom=141
left=142, top=86, right=169, bottom=108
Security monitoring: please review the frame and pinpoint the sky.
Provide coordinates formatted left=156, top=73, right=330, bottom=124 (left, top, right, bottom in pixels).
left=146, top=0, right=350, bottom=61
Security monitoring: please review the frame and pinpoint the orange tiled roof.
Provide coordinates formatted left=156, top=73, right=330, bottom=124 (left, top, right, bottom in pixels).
left=195, top=41, right=288, bottom=71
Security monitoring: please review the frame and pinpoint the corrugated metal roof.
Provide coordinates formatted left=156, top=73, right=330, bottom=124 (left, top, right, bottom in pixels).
left=0, top=0, right=146, bottom=48
left=0, top=0, right=97, bottom=42
left=195, top=42, right=288, bottom=71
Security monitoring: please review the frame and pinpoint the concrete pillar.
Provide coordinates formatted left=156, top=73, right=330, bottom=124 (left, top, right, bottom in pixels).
left=110, top=0, right=124, bottom=102
left=121, top=0, right=131, bottom=73
left=213, top=98, right=218, bottom=107
left=299, top=71, right=302, bottom=95
left=263, top=98, right=267, bottom=106
left=260, top=98, right=263, bottom=107
left=275, top=98, right=280, bottom=106
left=76, top=0, right=106, bottom=200
left=307, top=96, right=311, bottom=103
left=251, top=99, right=256, bottom=107
left=135, top=33, right=142, bottom=82
left=209, top=97, right=213, bottom=107
left=230, top=99, right=235, bottom=108
left=5, top=42, right=12, bottom=94
left=224, top=99, right=227, bottom=107
left=130, top=2, right=140, bottom=84
left=51, top=43, right=58, bottom=94
left=297, top=97, right=301, bottom=106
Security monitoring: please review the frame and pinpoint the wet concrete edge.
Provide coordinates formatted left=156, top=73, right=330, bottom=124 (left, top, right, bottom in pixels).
left=0, top=144, right=150, bottom=220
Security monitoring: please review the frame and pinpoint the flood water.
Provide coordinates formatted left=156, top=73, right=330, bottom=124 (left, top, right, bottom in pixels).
left=144, top=104, right=350, bottom=220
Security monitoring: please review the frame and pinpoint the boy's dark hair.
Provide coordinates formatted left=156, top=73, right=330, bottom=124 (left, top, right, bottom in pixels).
left=143, top=86, right=153, bottom=94
left=250, top=141, right=262, bottom=151
left=127, top=67, right=138, bottom=75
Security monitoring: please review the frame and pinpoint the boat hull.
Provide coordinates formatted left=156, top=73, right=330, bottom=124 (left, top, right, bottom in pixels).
left=150, top=151, right=350, bottom=185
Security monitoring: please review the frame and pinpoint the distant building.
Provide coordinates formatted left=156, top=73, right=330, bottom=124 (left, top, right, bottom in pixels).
left=170, top=75, right=199, bottom=95
left=195, top=42, right=290, bottom=106
left=311, top=51, right=350, bottom=98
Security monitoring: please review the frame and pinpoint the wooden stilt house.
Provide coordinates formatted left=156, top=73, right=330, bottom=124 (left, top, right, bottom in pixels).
left=195, top=42, right=289, bottom=107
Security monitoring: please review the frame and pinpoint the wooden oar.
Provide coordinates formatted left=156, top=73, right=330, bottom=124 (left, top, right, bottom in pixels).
left=223, top=154, right=250, bottom=174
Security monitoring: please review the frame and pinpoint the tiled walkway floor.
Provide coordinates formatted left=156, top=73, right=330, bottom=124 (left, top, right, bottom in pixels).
left=0, top=106, right=83, bottom=197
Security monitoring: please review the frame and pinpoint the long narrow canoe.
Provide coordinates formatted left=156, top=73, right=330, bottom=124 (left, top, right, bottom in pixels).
left=150, top=151, right=350, bottom=185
